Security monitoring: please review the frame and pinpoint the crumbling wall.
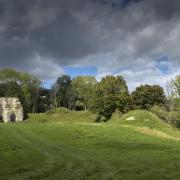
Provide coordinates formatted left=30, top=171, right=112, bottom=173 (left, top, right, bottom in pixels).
left=0, top=97, right=23, bottom=123
left=0, top=104, right=3, bottom=121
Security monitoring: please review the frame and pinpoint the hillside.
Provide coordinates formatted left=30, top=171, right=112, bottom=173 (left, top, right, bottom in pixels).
left=27, top=108, right=97, bottom=123
left=1, top=110, right=180, bottom=179
left=111, top=110, right=180, bottom=141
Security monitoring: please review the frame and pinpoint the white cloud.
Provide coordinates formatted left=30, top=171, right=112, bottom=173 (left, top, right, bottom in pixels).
left=0, top=0, right=180, bottom=90
left=29, top=54, right=65, bottom=80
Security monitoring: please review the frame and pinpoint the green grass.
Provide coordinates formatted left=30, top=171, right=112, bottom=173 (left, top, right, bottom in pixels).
left=111, top=110, right=180, bottom=139
left=1, top=109, right=180, bottom=179
left=27, top=108, right=96, bottom=123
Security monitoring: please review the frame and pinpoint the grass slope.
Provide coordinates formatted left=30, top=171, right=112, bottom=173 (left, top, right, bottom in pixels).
left=112, top=110, right=180, bottom=140
left=27, top=108, right=96, bottom=123
left=112, top=110, right=167, bottom=127
left=1, top=109, right=180, bottom=179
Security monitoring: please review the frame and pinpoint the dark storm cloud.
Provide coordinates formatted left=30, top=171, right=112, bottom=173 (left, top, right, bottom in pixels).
left=0, top=0, right=106, bottom=68
left=0, top=0, right=180, bottom=86
left=150, top=0, right=180, bottom=20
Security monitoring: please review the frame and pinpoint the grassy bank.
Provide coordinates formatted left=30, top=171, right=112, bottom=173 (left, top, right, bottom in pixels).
left=1, top=109, right=180, bottom=179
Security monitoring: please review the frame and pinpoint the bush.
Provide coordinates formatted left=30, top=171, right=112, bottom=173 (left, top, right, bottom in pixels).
left=111, top=109, right=123, bottom=119
left=172, top=98, right=180, bottom=111
left=131, top=84, right=166, bottom=110
left=95, top=114, right=106, bottom=123
left=150, top=105, right=169, bottom=123
left=150, top=105, right=180, bottom=128
left=168, top=111, right=180, bottom=127
left=92, top=75, right=131, bottom=120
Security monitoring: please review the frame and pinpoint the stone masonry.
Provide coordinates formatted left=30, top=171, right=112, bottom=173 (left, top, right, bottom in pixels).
left=0, top=97, right=23, bottom=123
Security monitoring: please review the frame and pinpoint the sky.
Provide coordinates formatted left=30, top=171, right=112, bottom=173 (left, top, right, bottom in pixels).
left=0, top=0, right=180, bottom=90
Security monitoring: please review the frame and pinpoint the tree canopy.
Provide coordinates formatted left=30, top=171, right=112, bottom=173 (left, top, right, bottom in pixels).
left=72, top=76, right=97, bottom=110
left=92, top=75, right=131, bottom=120
left=172, top=75, right=180, bottom=97
left=131, top=84, right=166, bottom=110
left=0, top=68, right=173, bottom=122
left=0, top=69, right=41, bottom=115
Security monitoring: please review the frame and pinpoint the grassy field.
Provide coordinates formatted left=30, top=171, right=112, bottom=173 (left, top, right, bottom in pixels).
left=1, top=109, right=180, bottom=179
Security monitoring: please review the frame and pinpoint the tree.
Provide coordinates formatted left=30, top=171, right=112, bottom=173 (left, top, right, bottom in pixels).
left=166, top=76, right=180, bottom=111
left=53, top=75, right=74, bottom=109
left=131, top=84, right=166, bottom=110
left=0, top=68, right=41, bottom=113
left=171, top=75, right=180, bottom=97
left=92, top=75, right=131, bottom=120
left=72, top=76, right=97, bottom=110
left=36, top=88, right=51, bottom=113
left=20, top=73, right=41, bottom=113
left=0, top=83, right=6, bottom=96
left=0, top=68, right=20, bottom=83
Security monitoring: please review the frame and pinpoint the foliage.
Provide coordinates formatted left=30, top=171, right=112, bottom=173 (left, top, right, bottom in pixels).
left=0, top=68, right=41, bottom=114
left=150, top=105, right=169, bottom=123
left=20, top=73, right=41, bottom=113
left=1, top=68, right=180, bottom=127
left=0, top=83, right=6, bottom=96
left=172, top=75, right=180, bottom=97
left=72, top=76, right=97, bottom=110
left=53, top=75, right=75, bottom=109
left=36, top=88, right=51, bottom=113
left=168, top=111, right=180, bottom=128
left=131, top=84, right=166, bottom=110
left=150, top=105, right=180, bottom=128
left=92, top=75, right=131, bottom=120
left=0, top=68, right=21, bottom=82
left=171, top=98, right=180, bottom=111
left=111, top=109, right=123, bottom=119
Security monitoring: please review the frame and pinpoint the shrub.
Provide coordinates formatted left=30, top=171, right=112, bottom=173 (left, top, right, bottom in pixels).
left=150, top=105, right=180, bottom=128
left=150, top=105, right=169, bottom=123
left=92, top=75, right=131, bottom=120
left=131, top=84, right=166, bottom=110
left=168, top=111, right=180, bottom=127
left=172, top=98, right=180, bottom=111
left=95, top=114, right=106, bottom=123
left=111, top=109, right=123, bottom=119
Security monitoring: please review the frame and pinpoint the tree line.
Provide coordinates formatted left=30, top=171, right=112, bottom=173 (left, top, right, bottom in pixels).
left=0, top=68, right=180, bottom=125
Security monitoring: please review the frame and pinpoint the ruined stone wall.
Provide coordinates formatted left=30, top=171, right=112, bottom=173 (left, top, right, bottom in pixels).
left=0, top=97, right=23, bottom=123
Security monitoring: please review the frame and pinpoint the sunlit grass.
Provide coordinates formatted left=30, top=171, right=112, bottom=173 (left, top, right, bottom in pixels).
left=1, top=109, right=180, bottom=179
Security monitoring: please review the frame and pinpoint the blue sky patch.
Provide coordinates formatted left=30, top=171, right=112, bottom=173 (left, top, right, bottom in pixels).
left=43, top=66, right=97, bottom=88
left=155, top=56, right=170, bottom=75
left=64, top=66, right=97, bottom=78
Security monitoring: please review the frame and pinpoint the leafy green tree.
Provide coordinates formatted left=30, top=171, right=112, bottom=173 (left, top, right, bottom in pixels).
left=0, top=68, right=20, bottom=83
left=0, top=83, right=6, bottom=96
left=131, top=84, right=166, bottom=110
left=53, top=75, right=74, bottom=109
left=36, top=88, right=51, bottom=113
left=0, top=68, right=41, bottom=113
left=92, top=75, right=131, bottom=120
left=72, top=76, right=97, bottom=110
left=20, top=73, right=41, bottom=113
left=165, top=76, right=180, bottom=111
left=171, top=75, right=180, bottom=97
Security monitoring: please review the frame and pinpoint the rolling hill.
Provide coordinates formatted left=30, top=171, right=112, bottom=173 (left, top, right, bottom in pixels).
left=1, top=109, right=180, bottom=179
